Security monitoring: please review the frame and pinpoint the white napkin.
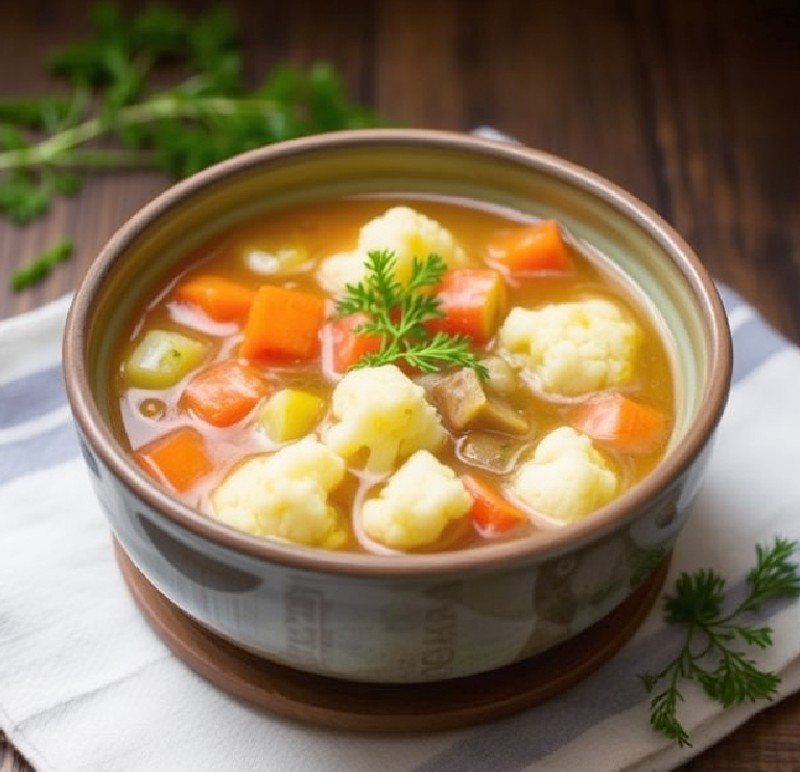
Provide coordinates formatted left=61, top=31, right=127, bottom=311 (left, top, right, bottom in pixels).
left=2, top=285, right=800, bottom=772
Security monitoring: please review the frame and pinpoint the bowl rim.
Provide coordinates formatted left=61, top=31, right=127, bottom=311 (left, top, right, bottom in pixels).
left=63, top=127, right=732, bottom=577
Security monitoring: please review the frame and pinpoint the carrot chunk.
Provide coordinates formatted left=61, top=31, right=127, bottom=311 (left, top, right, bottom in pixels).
left=426, top=269, right=506, bottom=343
left=240, top=285, right=325, bottom=361
left=487, top=221, right=572, bottom=273
left=180, top=360, right=270, bottom=427
left=324, top=313, right=383, bottom=373
left=134, top=426, right=213, bottom=493
left=462, top=474, right=528, bottom=533
left=570, top=392, right=668, bottom=455
left=174, top=275, right=256, bottom=323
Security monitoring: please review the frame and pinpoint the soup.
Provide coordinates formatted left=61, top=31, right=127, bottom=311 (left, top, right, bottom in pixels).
left=110, top=197, right=675, bottom=554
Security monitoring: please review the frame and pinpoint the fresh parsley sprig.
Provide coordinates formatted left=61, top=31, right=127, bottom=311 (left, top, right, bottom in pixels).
left=336, top=250, right=488, bottom=377
left=2, top=3, right=380, bottom=290
left=640, top=537, right=800, bottom=747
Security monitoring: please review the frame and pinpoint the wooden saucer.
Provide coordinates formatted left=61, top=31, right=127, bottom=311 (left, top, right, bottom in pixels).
left=115, top=543, right=669, bottom=733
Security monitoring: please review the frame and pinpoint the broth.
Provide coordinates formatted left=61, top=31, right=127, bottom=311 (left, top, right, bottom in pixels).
left=109, top=196, right=675, bottom=554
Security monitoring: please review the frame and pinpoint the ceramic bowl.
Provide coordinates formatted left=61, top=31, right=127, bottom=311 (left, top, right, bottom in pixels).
left=63, top=129, right=731, bottom=684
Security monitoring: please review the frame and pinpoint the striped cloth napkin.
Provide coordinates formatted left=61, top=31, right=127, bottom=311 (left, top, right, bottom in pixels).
left=1, top=287, right=800, bottom=772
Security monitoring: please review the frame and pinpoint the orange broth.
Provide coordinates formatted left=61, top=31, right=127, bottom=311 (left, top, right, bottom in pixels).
left=110, top=196, right=675, bottom=554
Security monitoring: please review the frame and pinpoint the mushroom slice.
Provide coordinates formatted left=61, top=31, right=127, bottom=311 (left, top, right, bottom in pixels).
left=430, top=367, right=529, bottom=435
left=456, top=431, right=526, bottom=474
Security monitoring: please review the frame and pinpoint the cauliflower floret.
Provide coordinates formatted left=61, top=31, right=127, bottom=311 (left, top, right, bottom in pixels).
left=317, top=206, right=467, bottom=296
left=357, top=206, right=466, bottom=278
left=315, top=250, right=366, bottom=297
left=211, top=437, right=346, bottom=547
left=509, top=427, right=617, bottom=523
left=324, top=364, right=447, bottom=473
left=498, top=299, right=641, bottom=395
left=361, top=450, right=472, bottom=549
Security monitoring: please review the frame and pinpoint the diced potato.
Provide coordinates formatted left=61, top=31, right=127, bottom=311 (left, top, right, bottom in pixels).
left=123, top=330, right=208, bottom=389
left=430, top=367, right=529, bottom=435
left=258, top=388, right=324, bottom=442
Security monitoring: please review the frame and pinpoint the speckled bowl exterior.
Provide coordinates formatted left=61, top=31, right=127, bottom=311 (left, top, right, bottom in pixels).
left=63, top=129, right=731, bottom=683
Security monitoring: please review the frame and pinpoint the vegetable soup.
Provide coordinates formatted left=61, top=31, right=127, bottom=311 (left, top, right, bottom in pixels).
left=110, top=197, right=675, bottom=555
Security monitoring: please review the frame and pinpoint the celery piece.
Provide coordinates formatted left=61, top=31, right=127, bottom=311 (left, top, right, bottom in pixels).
left=258, top=388, right=324, bottom=442
left=124, top=329, right=208, bottom=389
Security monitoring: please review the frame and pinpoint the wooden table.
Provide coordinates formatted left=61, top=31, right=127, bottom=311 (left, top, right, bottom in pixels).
left=1, top=1, right=798, bottom=769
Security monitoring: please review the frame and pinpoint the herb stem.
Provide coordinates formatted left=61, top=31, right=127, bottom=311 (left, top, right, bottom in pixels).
left=337, top=251, right=487, bottom=376
left=0, top=95, right=287, bottom=172
left=0, top=3, right=381, bottom=288
left=692, top=632, right=715, bottom=661
left=48, top=148, right=161, bottom=168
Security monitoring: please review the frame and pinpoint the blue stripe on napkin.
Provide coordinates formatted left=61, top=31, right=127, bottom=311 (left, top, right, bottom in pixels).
left=705, top=284, right=789, bottom=385
left=0, top=364, right=65, bottom=429
left=731, top=319, right=788, bottom=385
left=0, top=421, right=79, bottom=485
left=717, top=284, right=744, bottom=315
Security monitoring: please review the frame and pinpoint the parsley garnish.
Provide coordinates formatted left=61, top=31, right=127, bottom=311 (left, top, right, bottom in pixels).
left=2, top=4, right=380, bottom=289
left=640, top=537, right=800, bottom=747
left=336, top=250, right=488, bottom=377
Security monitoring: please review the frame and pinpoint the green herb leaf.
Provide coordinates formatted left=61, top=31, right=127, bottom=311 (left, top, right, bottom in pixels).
left=0, top=98, right=73, bottom=130
left=1, top=3, right=382, bottom=289
left=11, top=238, right=74, bottom=290
left=0, top=175, right=52, bottom=223
left=640, top=537, right=800, bottom=747
left=336, top=250, right=488, bottom=377
left=664, top=568, right=726, bottom=625
left=744, top=537, right=800, bottom=610
left=649, top=687, right=690, bottom=748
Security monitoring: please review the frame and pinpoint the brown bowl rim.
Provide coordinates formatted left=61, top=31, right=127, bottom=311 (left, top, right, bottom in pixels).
left=63, top=128, right=732, bottom=577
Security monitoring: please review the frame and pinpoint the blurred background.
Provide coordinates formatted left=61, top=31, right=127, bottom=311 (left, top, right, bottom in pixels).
left=1, top=0, right=798, bottom=342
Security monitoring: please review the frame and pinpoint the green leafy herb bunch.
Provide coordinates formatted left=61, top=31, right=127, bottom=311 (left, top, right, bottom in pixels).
left=641, top=537, right=800, bottom=747
left=1, top=3, right=380, bottom=289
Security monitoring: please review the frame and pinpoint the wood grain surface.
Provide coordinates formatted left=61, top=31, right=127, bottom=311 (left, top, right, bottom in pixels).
left=1, top=0, right=798, bottom=769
